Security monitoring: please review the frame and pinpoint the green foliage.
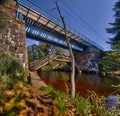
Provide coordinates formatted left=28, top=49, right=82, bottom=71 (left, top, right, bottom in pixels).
left=99, top=51, right=120, bottom=72
left=74, top=95, right=91, bottom=115
left=44, top=85, right=67, bottom=114
left=41, top=63, right=53, bottom=71
left=55, top=62, right=68, bottom=71
left=40, top=61, right=67, bottom=71
left=27, top=43, right=63, bottom=62
left=55, top=46, right=62, bottom=54
left=56, top=95, right=67, bottom=113
left=0, top=50, right=25, bottom=80
left=44, top=86, right=120, bottom=116
left=27, top=43, right=50, bottom=63
left=106, top=0, right=120, bottom=51
left=39, top=43, right=50, bottom=57
left=88, top=91, right=106, bottom=116
left=44, top=85, right=58, bottom=99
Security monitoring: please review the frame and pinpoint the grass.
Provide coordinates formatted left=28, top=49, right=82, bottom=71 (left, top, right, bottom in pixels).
left=0, top=50, right=25, bottom=80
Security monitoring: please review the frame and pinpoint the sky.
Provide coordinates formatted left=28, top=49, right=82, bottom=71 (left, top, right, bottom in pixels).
left=19, top=0, right=118, bottom=51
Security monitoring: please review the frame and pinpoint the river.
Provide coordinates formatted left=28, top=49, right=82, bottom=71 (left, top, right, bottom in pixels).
left=39, top=71, right=120, bottom=96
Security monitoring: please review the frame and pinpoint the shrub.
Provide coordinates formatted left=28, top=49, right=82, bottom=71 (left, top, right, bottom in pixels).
left=0, top=50, right=25, bottom=80
left=99, top=51, right=120, bottom=72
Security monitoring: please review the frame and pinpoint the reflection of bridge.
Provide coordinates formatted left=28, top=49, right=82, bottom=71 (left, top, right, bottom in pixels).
left=16, top=2, right=103, bottom=52
left=30, top=54, right=70, bottom=70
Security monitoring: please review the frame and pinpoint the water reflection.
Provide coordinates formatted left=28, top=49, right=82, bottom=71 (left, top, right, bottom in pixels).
left=40, top=71, right=70, bottom=83
left=75, top=73, right=120, bottom=93
left=39, top=71, right=120, bottom=95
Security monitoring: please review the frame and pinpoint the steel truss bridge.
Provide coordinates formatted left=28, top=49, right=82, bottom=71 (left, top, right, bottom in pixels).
left=16, top=1, right=104, bottom=52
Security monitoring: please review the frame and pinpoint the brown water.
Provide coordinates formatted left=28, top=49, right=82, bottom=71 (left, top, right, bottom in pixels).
left=39, top=71, right=120, bottom=96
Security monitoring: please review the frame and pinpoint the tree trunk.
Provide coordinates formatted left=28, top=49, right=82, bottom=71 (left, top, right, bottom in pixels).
left=56, top=2, right=75, bottom=98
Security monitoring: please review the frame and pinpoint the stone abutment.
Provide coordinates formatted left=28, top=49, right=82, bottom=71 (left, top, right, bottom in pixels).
left=0, top=0, right=28, bottom=70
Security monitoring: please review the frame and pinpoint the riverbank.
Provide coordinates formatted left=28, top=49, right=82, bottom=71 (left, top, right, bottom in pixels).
left=30, top=71, right=47, bottom=88
left=100, top=71, right=120, bottom=77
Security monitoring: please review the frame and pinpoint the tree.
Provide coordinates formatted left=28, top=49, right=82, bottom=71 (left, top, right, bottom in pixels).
left=106, top=0, right=120, bottom=51
left=27, top=42, right=62, bottom=63
left=27, top=43, right=50, bottom=62
left=56, top=2, right=75, bottom=98
left=39, top=43, right=50, bottom=57
left=99, top=51, right=120, bottom=72
left=27, top=44, right=39, bottom=62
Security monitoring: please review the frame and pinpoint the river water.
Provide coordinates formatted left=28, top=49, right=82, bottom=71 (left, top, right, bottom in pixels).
left=39, top=71, right=120, bottom=96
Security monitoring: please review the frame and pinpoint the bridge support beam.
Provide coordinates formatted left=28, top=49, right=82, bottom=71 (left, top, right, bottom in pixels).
left=75, top=47, right=103, bottom=73
left=0, top=0, right=28, bottom=70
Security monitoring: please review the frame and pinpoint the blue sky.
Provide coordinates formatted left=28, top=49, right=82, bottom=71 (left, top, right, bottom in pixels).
left=20, top=0, right=117, bottom=51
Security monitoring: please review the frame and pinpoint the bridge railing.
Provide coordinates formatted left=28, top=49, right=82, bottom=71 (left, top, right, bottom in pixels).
left=30, top=53, right=58, bottom=70
left=18, top=0, right=63, bottom=27
left=16, top=1, right=104, bottom=51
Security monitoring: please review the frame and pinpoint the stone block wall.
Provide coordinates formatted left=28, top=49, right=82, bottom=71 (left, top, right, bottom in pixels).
left=0, top=0, right=28, bottom=70
left=75, top=47, right=102, bottom=73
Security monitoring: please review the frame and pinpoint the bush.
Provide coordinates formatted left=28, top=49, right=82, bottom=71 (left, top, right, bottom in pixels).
left=0, top=50, right=25, bottom=80
left=99, top=51, right=120, bottom=72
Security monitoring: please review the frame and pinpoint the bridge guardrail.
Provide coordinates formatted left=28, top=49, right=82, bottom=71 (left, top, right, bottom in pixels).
left=30, top=54, right=58, bottom=70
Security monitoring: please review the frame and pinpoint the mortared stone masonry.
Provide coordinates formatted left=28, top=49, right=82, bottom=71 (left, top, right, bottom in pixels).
left=0, top=0, right=28, bottom=70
